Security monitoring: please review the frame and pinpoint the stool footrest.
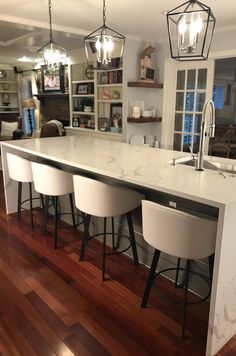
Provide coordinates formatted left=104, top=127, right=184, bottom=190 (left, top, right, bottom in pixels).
left=155, top=266, right=211, bottom=305
left=88, top=232, right=132, bottom=256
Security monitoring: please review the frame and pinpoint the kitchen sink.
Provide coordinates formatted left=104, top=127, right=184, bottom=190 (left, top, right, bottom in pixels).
left=170, top=157, right=236, bottom=174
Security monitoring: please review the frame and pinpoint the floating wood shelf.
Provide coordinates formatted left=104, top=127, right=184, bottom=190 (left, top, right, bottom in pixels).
left=127, top=117, right=162, bottom=123
left=127, top=81, right=163, bottom=89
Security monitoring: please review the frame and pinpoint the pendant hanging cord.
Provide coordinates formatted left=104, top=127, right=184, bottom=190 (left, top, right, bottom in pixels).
left=103, top=0, right=106, bottom=26
left=49, top=0, right=53, bottom=42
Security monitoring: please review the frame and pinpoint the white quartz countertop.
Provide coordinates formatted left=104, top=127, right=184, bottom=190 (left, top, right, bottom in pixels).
left=2, top=135, right=236, bottom=208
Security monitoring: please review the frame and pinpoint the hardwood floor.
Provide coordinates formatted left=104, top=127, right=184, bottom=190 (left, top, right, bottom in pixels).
left=0, top=173, right=229, bottom=356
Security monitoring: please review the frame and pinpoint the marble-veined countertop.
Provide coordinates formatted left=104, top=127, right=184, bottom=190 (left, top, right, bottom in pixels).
left=2, top=135, right=236, bottom=208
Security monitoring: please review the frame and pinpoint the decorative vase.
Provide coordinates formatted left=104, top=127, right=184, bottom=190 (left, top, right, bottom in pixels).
left=2, top=93, right=10, bottom=106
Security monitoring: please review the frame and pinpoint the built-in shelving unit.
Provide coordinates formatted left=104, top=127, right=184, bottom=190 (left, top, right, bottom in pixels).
left=0, top=71, right=20, bottom=121
left=69, top=61, right=123, bottom=135
left=69, top=64, right=95, bottom=130
left=127, top=81, right=163, bottom=89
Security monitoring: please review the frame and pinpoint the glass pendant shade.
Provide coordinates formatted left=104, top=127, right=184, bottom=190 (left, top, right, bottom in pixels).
left=166, top=0, right=216, bottom=61
left=84, top=0, right=125, bottom=69
left=37, top=0, right=67, bottom=73
left=38, top=41, right=67, bottom=73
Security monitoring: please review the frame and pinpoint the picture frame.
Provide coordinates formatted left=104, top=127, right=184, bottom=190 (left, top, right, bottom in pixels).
left=77, top=84, right=89, bottom=94
left=41, top=65, right=64, bottom=93
left=110, top=103, right=122, bottom=130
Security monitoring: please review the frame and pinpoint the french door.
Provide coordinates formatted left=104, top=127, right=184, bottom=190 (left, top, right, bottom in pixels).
left=162, top=59, right=214, bottom=153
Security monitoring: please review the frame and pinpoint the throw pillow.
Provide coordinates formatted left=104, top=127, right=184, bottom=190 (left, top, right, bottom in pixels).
left=1, top=121, right=18, bottom=137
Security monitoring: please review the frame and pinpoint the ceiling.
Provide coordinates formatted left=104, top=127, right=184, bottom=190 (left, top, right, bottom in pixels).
left=0, top=0, right=236, bottom=66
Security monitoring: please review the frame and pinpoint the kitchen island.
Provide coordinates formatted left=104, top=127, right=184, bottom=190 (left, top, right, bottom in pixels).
left=2, top=134, right=236, bottom=355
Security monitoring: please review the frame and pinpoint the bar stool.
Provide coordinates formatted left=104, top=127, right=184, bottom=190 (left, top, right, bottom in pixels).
left=141, top=200, right=217, bottom=338
left=31, top=162, right=76, bottom=249
left=73, top=175, right=144, bottom=280
left=7, top=152, right=35, bottom=228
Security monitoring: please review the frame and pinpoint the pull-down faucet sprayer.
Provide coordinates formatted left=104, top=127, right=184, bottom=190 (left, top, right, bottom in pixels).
left=196, top=99, right=215, bottom=171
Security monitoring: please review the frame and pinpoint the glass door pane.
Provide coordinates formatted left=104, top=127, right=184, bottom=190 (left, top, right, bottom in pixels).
left=173, top=67, right=208, bottom=152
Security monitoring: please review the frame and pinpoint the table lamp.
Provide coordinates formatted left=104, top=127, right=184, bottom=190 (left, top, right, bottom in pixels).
left=22, top=98, right=36, bottom=135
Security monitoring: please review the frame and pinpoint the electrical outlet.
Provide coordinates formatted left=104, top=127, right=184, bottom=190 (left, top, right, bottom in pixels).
left=169, top=201, right=177, bottom=208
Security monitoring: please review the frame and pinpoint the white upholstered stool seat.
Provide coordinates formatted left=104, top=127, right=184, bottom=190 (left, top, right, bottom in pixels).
left=73, top=175, right=144, bottom=280
left=141, top=200, right=217, bottom=338
left=31, top=162, right=76, bottom=248
left=7, top=152, right=35, bottom=228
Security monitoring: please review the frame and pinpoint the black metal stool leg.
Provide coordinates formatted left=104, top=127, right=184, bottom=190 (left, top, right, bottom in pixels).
left=175, top=258, right=181, bottom=288
left=208, top=254, right=215, bottom=288
left=43, top=195, right=49, bottom=235
left=54, top=196, right=58, bottom=249
left=79, top=213, right=91, bottom=261
left=69, top=193, right=76, bottom=228
left=102, top=217, right=107, bottom=281
left=127, top=212, right=139, bottom=266
left=182, top=259, right=190, bottom=339
left=17, top=182, right=22, bottom=220
left=111, top=217, right=116, bottom=250
left=141, top=249, right=160, bottom=308
left=40, top=194, right=44, bottom=209
left=29, top=182, right=33, bottom=229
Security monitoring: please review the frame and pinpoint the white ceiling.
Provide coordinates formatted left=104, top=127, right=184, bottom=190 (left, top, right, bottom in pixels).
left=0, top=0, right=236, bottom=66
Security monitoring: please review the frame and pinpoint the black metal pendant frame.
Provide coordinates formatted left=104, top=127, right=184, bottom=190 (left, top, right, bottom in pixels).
left=166, top=0, right=216, bottom=61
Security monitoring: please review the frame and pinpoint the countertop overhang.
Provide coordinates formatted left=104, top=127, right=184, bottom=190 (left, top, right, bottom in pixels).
left=2, top=135, right=236, bottom=208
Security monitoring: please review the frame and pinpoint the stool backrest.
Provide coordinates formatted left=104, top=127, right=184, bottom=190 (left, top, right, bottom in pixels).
left=31, top=162, right=73, bottom=196
left=7, top=152, right=33, bottom=183
left=142, top=200, right=217, bottom=260
left=73, top=175, right=143, bottom=217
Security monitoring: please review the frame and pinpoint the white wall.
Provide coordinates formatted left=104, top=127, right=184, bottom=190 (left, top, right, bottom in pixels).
left=124, top=39, right=163, bottom=144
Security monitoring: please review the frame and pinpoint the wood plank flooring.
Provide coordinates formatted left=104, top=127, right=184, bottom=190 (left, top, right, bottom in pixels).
left=0, top=173, right=231, bottom=355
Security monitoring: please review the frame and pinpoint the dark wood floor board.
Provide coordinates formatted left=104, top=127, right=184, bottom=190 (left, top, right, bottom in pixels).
left=0, top=322, right=21, bottom=356
left=25, top=276, right=80, bottom=327
left=64, top=334, right=94, bottom=356
left=26, top=291, right=73, bottom=340
left=4, top=307, right=57, bottom=356
left=28, top=266, right=91, bottom=312
left=0, top=224, right=45, bottom=269
left=0, top=270, right=74, bottom=355
left=72, top=279, right=192, bottom=355
left=0, top=238, right=41, bottom=280
left=74, top=309, right=148, bottom=356
left=69, top=323, right=111, bottom=356
left=1, top=318, right=39, bottom=356
left=40, top=256, right=75, bottom=284
left=0, top=258, right=32, bottom=295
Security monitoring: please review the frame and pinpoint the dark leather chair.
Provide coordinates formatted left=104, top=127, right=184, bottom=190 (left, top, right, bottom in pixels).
left=40, top=123, right=60, bottom=138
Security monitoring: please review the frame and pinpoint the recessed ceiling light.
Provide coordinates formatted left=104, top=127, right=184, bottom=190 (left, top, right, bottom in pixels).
left=17, top=56, right=35, bottom=62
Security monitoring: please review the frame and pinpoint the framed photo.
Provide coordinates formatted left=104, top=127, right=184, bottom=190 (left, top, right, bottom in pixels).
left=41, top=65, right=65, bottom=93
left=110, top=103, right=122, bottom=130
left=77, top=84, right=89, bottom=94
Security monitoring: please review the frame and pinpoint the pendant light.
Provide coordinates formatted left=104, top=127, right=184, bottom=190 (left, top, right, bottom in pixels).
left=84, top=0, right=125, bottom=69
left=37, top=0, right=67, bottom=73
left=166, top=0, right=216, bottom=61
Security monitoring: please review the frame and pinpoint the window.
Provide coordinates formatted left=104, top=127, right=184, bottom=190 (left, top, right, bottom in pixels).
left=213, top=84, right=224, bottom=110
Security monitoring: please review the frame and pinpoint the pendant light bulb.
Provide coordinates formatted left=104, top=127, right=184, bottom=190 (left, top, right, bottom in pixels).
left=37, top=0, right=67, bottom=73
left=84, top=0, right=125, bottom=69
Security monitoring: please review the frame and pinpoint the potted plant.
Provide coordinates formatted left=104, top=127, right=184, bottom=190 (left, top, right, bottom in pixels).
left=81, top=98, right=93, bottom=112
